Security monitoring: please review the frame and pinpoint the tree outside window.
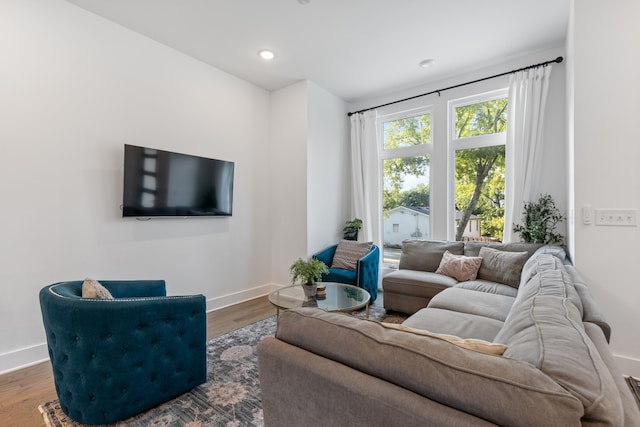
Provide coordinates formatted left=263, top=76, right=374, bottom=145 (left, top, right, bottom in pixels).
left=453, top=96, right=507, bottom=242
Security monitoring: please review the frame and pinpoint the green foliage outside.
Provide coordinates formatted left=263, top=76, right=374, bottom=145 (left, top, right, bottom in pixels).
left=382, top=114, right=431, bottom=215
left=383, top=98, right=508, bottom=241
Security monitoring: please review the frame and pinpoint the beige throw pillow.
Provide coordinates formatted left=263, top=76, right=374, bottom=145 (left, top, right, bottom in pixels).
left=477, top=247, right=529, bottom=288
left=435, top=250, right=483, bottom=281
left=381, top=322, right=507, bottom=355
left=82, top=278, right=113, bottom=299
left=331, top=240, right=373, bottom=271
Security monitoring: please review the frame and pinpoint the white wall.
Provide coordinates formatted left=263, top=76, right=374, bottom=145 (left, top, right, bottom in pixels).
left=349, top=47, right=567, bottom=242
left=0, top=0, right=274, bottom=373
left=307, top=82, right=350, bottom=254
left=269, top=80, right=350, bottom=285
left=571, top=0, right=640, bottom=375
left=269, top=81, right=309, bottom=286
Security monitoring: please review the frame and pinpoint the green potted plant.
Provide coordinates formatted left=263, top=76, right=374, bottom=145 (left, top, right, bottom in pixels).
left=512, top=194, right=565, bottom=244
left=289, top=257, right=329, bottom=298
left=343, top=218, right=363, bottom=241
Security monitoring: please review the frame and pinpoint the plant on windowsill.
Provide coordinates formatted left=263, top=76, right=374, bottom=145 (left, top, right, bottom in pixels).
left=289, top=257, right=329, bottom=298
left=343, top=218, right=363, bottom=241
left=512, top=193, right=565, bottom=245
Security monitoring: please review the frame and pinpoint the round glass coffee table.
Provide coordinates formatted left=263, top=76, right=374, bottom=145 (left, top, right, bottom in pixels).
left=269, top=282, right=370, bottom=318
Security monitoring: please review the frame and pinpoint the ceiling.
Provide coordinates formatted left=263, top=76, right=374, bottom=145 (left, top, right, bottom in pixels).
left=64, top=0, right=570, bottom=104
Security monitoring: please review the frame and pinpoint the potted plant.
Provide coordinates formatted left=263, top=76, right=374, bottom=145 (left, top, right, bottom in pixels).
left=289, top=257, right=329, bottom=297
left=343, top=218, right=363, bottom=241
left=512, top=194, right=565, bottom=244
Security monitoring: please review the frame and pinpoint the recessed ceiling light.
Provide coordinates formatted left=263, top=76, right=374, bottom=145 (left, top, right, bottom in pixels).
left=419, top=58, right=435, bottom=68
left=258, top=50, right=276, bottom=60
left=297, top=0, right=310, bottom=4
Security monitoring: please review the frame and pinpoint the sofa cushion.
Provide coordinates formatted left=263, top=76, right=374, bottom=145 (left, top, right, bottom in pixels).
left=323, top=268, right=357, bottom=285
left=435, top=250, right=482, bottom=281
left=516, top=253, right=584, bottom=318
left=276, top=308, right=584, bottom=427
left=330, top=240, right=372, bottom=271
left=454, top=280, right=518, bottom=297
left=427, top=287, right=515, bottom=322
left=380, top=322, right=507, bottom=355
left=463, top=241, right=544, bottom=258
left=382, top=269, right=457, bottom=298
left=398, top=240, right=464, bottom=272
left=477, top=247, right=528, bottom=288
left=494, top=295, right=623, bottom=426
left=403, top=307, right=504, bottom=342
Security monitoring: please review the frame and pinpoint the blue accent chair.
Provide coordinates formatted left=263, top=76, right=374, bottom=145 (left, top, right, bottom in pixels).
left=313, top=244, right=380, bottom=301
left=39, top=280, right=207, bottom=425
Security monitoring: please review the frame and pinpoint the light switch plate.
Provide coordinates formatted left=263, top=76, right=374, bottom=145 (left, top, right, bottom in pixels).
left=594, top=209, right=637, bottom=226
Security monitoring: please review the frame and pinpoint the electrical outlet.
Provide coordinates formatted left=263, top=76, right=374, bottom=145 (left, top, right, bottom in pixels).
left=594, top=209, right=637, bottom=226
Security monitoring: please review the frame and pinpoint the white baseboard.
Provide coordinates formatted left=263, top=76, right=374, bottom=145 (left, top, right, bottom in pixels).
left=0, top=344, right=49, bottom=376
left=205, top=282, right=281, bottom=312
left=0, top=283, right=282, bottom=376
left=615, top=353, right=640, bottom=377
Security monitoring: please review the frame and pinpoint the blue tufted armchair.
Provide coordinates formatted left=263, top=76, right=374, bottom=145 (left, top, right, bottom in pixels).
left=313, top=244, right=380, bottom=301
left=39, top=280, right=207, bottom=425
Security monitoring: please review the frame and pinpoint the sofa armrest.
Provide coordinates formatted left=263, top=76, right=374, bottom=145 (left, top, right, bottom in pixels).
left=313, top=245, right=337, bottom=266
left=356, top=244, right=380, bottom=300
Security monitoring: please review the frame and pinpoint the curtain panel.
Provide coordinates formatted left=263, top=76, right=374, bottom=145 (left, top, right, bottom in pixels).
left=503, top=65, right=553, bottom=242
left=350, top=111, right=381, bottom=244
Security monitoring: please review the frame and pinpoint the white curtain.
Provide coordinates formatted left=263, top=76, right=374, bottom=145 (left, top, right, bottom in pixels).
left=350, top=110, right=381, bottom=244
left=503, top=65, right=553, bottom=242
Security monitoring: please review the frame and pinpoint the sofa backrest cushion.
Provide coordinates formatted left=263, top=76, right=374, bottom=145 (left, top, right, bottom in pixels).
left=516, top=253, right=584, bottom=317
left=477, top=247, right=529, bottom=288
left=463, top=241, right=543, bottom=258
left=564, top=265, right=612, bottom=342
left=276, top=307, right=585, bottom=427
left=495, top=294, right=623, bottom=426
left=399, top=240, right=464, bottom=272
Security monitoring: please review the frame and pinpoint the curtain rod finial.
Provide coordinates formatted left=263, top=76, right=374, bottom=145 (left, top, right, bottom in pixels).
left=555, top=56, right=564, bottom=64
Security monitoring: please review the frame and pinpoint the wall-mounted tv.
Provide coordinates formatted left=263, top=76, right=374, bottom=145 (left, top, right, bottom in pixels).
left=122, top=144, right=234, bottom=217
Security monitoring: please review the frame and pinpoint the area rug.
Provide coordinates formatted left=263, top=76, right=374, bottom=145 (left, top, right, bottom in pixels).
left=39, top=299, right=406, bottom=427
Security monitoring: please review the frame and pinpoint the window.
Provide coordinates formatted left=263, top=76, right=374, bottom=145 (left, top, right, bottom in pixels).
left=450, top=91, right=508, bottom=242
left=380, top=109, right=431, bottom=265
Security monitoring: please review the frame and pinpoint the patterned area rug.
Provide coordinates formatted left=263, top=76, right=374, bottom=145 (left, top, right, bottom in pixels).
left=39, top=297, right=406, bottom=427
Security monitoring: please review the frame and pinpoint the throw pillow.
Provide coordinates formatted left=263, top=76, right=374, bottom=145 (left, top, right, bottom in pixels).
left=82, top=278, right=113, bottom=299
left=331, top=240, right=373, bottom=271
left=477, top=247, right=529, bottom=288
left=435, top=250, right=483, bottom=281
left=381, top=322, right=507, bottom=355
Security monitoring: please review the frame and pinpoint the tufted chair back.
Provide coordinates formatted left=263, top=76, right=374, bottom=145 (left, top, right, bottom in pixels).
left=313, top=244, right=380, bottom=301
left=39, top=280, right=207, bottom=425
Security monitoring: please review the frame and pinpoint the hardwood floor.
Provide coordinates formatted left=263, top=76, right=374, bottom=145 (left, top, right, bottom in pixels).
left=0, top=296, right=275, bottom=427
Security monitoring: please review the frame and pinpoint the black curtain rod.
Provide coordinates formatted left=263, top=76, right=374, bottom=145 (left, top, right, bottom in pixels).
left=347, top=56, right=564, bottom=117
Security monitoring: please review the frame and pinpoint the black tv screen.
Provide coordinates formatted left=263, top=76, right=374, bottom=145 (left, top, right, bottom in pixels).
left=122, top=144, right=234, bottom=217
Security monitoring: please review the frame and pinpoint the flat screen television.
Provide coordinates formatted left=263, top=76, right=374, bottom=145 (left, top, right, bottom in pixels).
left=122, top=144, right=234, bottom=217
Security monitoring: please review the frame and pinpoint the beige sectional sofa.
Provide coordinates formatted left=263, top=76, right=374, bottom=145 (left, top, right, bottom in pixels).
left=257, top=241, right=640, bottom=426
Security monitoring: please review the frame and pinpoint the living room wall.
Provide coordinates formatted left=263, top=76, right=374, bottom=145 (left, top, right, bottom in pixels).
left=269, top=80, right=350, bottom=286
left=570, top=0, right=640, bottom=375
left=0, top=0, right=275, bottom=372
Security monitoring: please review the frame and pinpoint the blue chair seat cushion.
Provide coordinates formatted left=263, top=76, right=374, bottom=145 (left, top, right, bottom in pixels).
left=325, top=268, right=357, bottom=285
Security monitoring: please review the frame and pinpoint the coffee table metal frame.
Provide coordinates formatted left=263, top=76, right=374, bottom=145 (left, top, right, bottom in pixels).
left=268, top=282, right=370, bottom=319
